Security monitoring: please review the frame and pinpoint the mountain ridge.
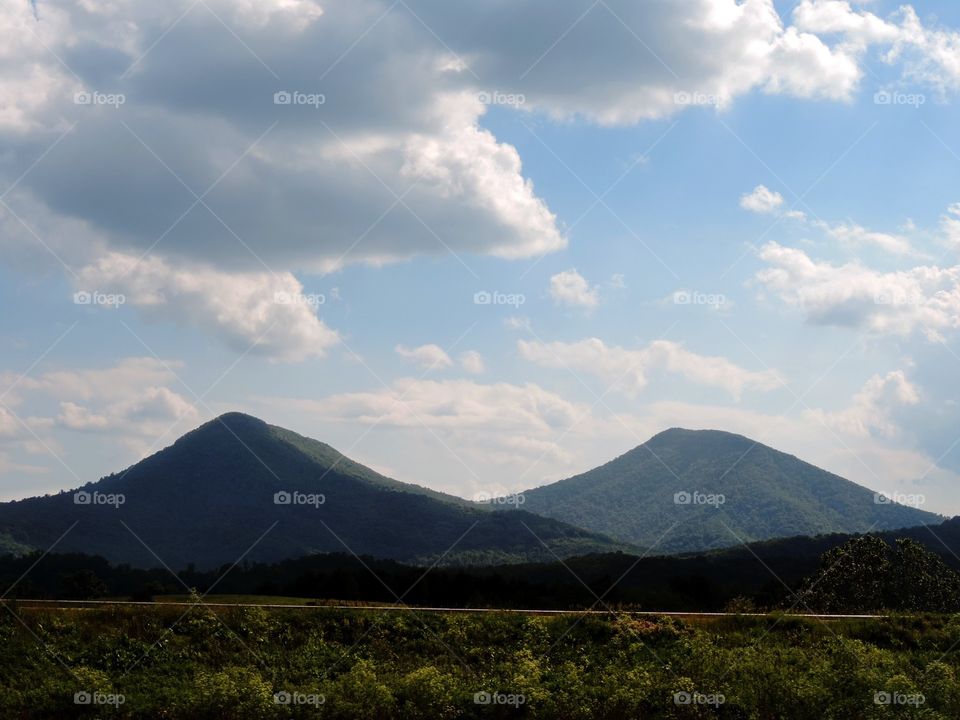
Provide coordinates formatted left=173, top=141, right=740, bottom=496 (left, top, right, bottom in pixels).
left=520, top=427, right=941, bottom=553
left=0, top=417, right=942, bottom=566
left=0, top=413, right=629, bottom=568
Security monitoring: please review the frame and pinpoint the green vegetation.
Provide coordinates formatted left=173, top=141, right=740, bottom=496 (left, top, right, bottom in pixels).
left=522, top=427, right=941, bottom=553
left=8, top=531, right=960, bottom=613
left=0, top=413, right=628, bottom=569
left=5, top=602, right=960, bottom=718
left=801, top=537, right=960, bottom=613
left=5, top=535, right=960, bottom=717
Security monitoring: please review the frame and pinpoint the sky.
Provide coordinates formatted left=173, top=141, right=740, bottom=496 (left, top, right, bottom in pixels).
left=3, top=0, right=960, bottom=516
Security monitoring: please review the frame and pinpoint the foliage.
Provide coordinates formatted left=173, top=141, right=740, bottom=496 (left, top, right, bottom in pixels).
left=7, top=528, right=960, bottom=613
left=801, top=537, right=960, bottom=613
left=3, top=605, right=960, bottom=718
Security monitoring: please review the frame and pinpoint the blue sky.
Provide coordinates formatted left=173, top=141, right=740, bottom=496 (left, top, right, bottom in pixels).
left=3, top=0, right=960, bottom=516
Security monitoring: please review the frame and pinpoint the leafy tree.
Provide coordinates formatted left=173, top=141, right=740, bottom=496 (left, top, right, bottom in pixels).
left=800, top=535, right=960, bottom=612
left=887, top=538, right=960, bottom=612
left=60, top=569, right=108, bottom=600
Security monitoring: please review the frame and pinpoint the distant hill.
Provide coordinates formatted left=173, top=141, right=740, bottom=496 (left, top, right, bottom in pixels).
left=0, top=413, right=628, bottom=568
left=521, top=428, right=941, bottom=554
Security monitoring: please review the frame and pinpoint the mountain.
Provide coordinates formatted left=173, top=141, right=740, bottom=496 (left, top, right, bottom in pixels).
left=0, top=413, right=628, bottom=569
left=520, top=428, right=942, bottom=554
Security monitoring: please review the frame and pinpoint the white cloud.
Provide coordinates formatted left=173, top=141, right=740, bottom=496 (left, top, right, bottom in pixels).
left=4, top=0, right=959, bottom=289
left=740, top=184, right=784, bottom=214
left=792, top=1, right=901, bottom=48
left=817, top=220, right=916, bottom=256
left=304, top=377, right=585, bottom=435
left=739, top=182, right=921, bottom=255
left=755, top=241, right=960, bottom=338
left=518, top=337, right=782, bottom=399
left=395, top=344, right=453, bottom=371
left=549, top=269, right=600, bottom=309
left=459, top=350, right=486, bottom=375
left=0, top=407, right=20, bottom=438
left=504, top=316, right=532, bottom=332
left=793, top=1, right=960, bottom=97
left=0, top=0, right=566, bottom=276
left=804, top=370, right=920, bottom=438
left=21, top=357, right=185, bottom=405
left=399, top=111, right=564, bottom=260
left=0, top=357, right=200, bottom=447
left=76, top=251, right=339, bottom=362
left=888, top=6, right=960, bottom=96
left=230, top=0, right=325, bottom=31
left=56, top=386, right=197, bottom=435
left=253, top=377, right=618, bottom=496
left=941, top=203, right=960, bottom=249
left=762, top=25, right=861, bottom=99
left=456, top=0, right=864, bottom=123
left=278, top=377, right=599, bottom=483
left=0, top=356, right=220, bottom=497
left=0, top=188, right=340, bottom=364
left=56, top=402, right=111, bottom=431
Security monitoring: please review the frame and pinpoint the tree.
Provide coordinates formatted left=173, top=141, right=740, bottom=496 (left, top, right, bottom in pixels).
left=800, top=535, right=960, bottom=613
left=886, top=538, right=960, bottom=612
left=800, top=536, right=889, bottom=613
left=60, top=570, right=108, bottom=600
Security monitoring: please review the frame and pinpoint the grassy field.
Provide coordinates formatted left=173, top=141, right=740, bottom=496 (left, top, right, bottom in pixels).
left=3, top=599, right=960, bottom=718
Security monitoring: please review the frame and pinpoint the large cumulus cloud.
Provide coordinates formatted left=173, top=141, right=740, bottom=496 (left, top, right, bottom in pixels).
left=3, top=0, right=960, bottom=358
left=7, top=0, right=957, bottom=273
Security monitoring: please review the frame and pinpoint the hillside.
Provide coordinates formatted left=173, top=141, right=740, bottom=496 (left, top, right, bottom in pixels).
left=0, top=413, right=628, bottom=568
left=520, top=428, right=941, bottom=553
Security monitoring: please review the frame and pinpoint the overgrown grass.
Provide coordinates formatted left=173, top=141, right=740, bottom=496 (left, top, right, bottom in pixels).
left=3, top=602, right=960, bottom=718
